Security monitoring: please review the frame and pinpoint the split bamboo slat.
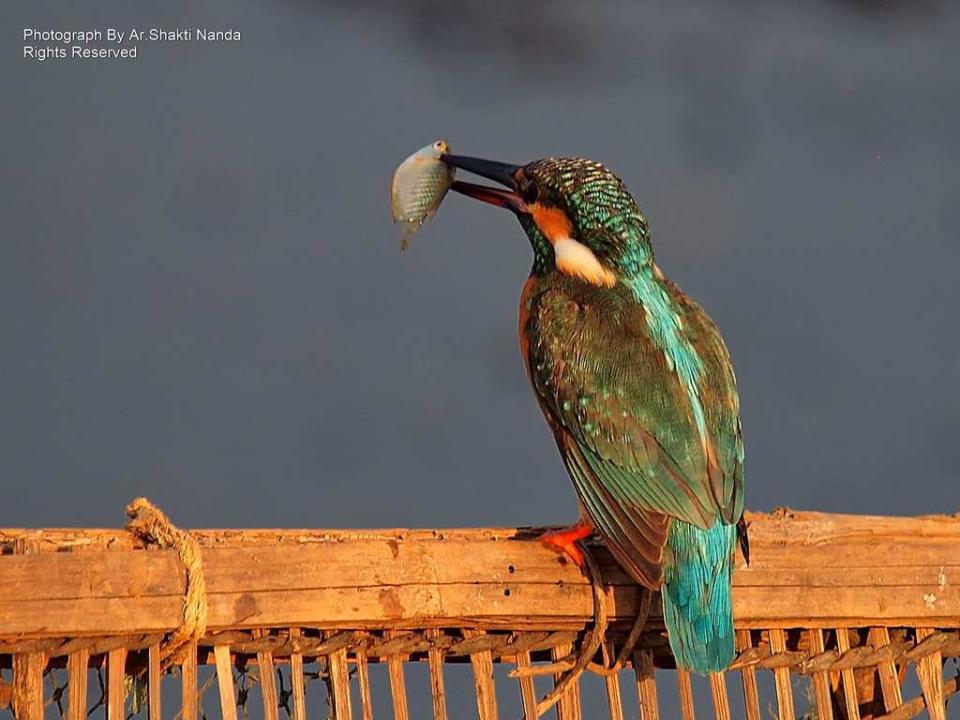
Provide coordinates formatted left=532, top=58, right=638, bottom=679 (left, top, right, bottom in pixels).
left=677, top=669, right=696, bottom=720
left=355, top=636, right=375, bottom=720
left=1, top=509, right=959, bottom=720
left=107, top=646, right=127, bottom=720
left=384, top=629, right=410, bottom=720
left=769, top=627, right=795, bottom=719
left=602, top=642, right=624, bottom=720
left=181, top=641, right=198, bottom=720
left=552, top=640, right=582, bottom=720
left=734, top=629, right=762, bottom=720
left=708, top=672, right=731, bottom=720
left=214, top=644, right=238, bottom=720
left=426, top=627, right=449, bottom=720
left=148, top=642, right=161, bottom=720
left=868, top=626, right=902, bottom=712
left=835, top=628, right=861, bottom=720
left=514, top=649, right=539, bottom=719
left=288, top=627, right=307, bottom=720
left=807, top=628, right=835, bottom=720
left=634, top=649, right=660, bottom=719
left=256, top=634, right=279, bottom=720
left=66, top=647, right=89, bottom=720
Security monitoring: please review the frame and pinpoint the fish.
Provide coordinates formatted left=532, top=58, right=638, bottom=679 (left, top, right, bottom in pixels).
left=390, top=139, right=455, bottom=250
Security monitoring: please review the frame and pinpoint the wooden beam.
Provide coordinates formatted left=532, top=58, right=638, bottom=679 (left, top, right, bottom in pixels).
left=1, top=512, right=959, bottom=640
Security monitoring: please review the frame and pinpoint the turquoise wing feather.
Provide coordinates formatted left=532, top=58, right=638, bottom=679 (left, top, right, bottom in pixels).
left=522, top=274, right=743, bottom=587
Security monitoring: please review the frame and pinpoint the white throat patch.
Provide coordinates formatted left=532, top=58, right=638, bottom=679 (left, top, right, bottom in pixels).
left=554, top=235, right=617, bottom=288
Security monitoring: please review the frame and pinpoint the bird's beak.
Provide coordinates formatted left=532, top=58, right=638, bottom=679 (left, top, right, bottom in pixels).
left=441, top=154, right=528, bottom=214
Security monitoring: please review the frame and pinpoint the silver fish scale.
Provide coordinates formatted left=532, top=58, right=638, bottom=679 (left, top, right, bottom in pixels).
left=390, top=140, right=455, bottom=250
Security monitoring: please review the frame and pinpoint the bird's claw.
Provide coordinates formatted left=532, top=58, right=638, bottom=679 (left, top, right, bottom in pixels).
left=538, top=522, right=593, bottom=567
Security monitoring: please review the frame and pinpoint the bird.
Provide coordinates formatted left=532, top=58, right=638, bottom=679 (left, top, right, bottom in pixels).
left=439, top=153, right=747, bottom=673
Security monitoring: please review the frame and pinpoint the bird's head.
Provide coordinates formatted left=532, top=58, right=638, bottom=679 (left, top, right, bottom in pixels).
left=442, top=154, right=653, bottom=287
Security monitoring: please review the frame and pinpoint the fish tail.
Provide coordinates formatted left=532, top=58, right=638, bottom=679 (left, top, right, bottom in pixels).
left=662, top=519, right=736, bottom=674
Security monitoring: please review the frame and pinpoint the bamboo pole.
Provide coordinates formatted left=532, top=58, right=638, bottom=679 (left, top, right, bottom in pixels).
left=256, top=636, right=279, bottom=720
left=735, top=629, right=761, bottom=720
left=385, top=629, right=410, bottom=720
left=12, top=651, right=44, bottom=720
left=807, top=628, right=835, bottom=720
left=709, top=672, right=730, bottom=720
left=602, top=642, right=624, bottom=720
left=464, top=628, right=499, bottom=720
left=868, top=627, right=902, bottom=713
left=515, top=649, right=538, bottom=720
left=676, top=669, right=695, bottom=720
left=914, top=628, right=944, bottom=720
left=835, top=628, right=861, bottom=720
left=148, top=642, right=162, bottom=720
left=355, top=639, right=374, bottom=720
left=634, top=650, right=660, bottom=720
left=426, top=627, right=449, bottom=720
left=181, top=641, right=198, bottom=720
left=768, top=628, right=795, bottom=720
left=288, top=628, right=307, bottom=720
left=107, top=647, right=127, bottom=720
left=552, top=641, right=582, bottom=720
left=67, top=647, right=89, bottom=720
left=328, top=646, right=353, bottom=720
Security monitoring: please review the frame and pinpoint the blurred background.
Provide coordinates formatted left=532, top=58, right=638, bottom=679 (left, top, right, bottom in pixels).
left=2, top=0, right=959, bottom=714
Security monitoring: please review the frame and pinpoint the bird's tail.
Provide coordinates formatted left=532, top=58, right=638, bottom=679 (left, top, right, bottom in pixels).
left=662, top=518, right=736, bottom=674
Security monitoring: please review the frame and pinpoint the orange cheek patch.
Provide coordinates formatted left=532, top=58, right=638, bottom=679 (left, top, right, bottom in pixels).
left=530, top=203, right=616, bottom=288
left=530, top=203, right=574, bottom=244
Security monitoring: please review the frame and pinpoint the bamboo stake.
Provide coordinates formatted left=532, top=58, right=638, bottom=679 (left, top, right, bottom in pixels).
left=552, top=641, right=582, bottom=720
left=676, top=669, right=695, bottom=720
left=914, top=628, right=944, bottom=720
left=256, top=638, right=279, bottom=720
left=768, top=628, right=795, bottom=720
left=426, top=628, right=449, bottom=720
left=12, top=651, right=44, bottom=720
left=328, top=647, right=353, bottom=720
left=735, top=630, right=761, bottom=720
left=355, top=640, right=374, bottom=720
left=107, top=647, right=128, bottom=720
left=808, top=628, right=834, bottom=720
left=214, top=645, right=238, bottom=720
left=868, top=627, right=902, bottom=713
left=181, top=641, right=198, bottom=720
left=515, top=650, right=538, bottom=720
left=66, top=648, right=89, bottom=720
left=385, top=630, right=410, bottom=720
left=709, top=672, right=731, bottom=720
left=602, top=642, right=624, bottom=720
left=148, top=642, right=162, bottom=720
left=834, top=628, right=861, bottom=720
left=464, top=628, right=499, bottom=720
left=633, top=650, right=660, bottom=720
left=288, top=628, right=307, bottom=720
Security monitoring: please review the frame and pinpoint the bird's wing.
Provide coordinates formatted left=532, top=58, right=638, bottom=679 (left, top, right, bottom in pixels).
left=524, top=281, right=743, bottom=587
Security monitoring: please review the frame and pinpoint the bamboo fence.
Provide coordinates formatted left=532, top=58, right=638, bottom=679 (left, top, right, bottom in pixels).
left=1, top=501, right=958, bottom=719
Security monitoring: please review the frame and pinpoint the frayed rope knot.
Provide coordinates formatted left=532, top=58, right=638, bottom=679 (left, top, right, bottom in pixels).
left=125, top=497, right=207, bottom=669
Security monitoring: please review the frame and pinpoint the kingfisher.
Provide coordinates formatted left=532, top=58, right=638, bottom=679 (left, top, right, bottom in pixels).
left=439, top=153, right=747, bottom=673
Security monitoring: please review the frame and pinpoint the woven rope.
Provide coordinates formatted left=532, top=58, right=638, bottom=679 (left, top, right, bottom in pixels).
left=125, top=497, right=207, bottom=668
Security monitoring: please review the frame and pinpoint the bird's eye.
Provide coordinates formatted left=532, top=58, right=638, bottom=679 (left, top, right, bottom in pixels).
left=520, top=179, right=540, bottom=204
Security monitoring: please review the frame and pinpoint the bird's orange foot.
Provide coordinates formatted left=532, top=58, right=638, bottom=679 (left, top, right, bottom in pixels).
left=539, top=521, right=593, bottom=568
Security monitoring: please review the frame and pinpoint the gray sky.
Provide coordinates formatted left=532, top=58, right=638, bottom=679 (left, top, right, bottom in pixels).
left=3, top=0, right=959, bottom=715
